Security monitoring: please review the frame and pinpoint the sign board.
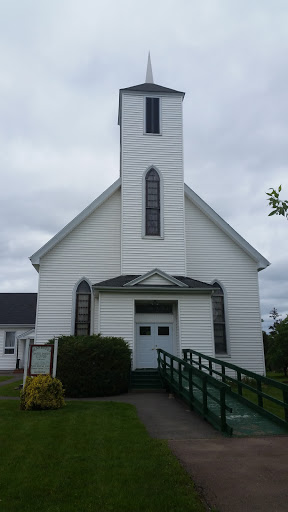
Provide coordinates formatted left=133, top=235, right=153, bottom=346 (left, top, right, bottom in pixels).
left=28, top=345, right=54, bottom=376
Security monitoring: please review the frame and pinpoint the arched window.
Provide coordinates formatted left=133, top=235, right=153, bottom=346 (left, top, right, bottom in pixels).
left=212, top=283, right=227, bottom=354
left=75, top=280, right=91, bottom=336
left=145, top=168, right=160, bottom=236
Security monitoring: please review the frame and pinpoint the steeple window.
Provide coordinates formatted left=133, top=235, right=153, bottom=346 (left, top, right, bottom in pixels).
left=145, top=97, right=160, bottom=134
left=145, top=168, right=160, bottom=235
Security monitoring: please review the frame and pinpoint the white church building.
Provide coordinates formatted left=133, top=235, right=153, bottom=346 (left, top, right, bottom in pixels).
left=28, top=58, right=269, bottom=374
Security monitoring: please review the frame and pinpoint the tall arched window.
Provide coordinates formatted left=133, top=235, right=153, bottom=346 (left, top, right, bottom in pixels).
left=75, top=280, right=91, bottom=336
left=212, top=283, right=227, bottom=354
left=145, top=168, right=160, bottom=236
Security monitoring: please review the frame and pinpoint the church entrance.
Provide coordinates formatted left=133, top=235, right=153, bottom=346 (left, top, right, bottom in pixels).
left=134, top=300, right=175, bottom=369
left=135, top=323, right=173, bottom=368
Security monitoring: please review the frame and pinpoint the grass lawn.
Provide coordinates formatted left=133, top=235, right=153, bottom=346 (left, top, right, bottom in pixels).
left=0, top=375, right=13, bottom=383
left=0, top=400, right=205, bottom=512
left=0, top=378, right=22, bottom=396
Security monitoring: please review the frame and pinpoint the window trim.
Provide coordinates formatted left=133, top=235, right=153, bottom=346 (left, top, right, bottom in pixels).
left=4, top=331, right=16, bottom=355
left=142, top=166, right=164, bottom=238
left=143, top=96, right=162, bottom=136
left=211, top=280, right=230, bottom=356
left=71, top=278, right=93, bottom=336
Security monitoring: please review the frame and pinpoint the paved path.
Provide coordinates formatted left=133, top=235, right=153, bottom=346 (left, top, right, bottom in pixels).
left=0, top=374, right=22, bottom=386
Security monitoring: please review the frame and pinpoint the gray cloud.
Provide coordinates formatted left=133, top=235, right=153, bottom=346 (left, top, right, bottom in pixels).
left=0, top=1, right=287, bottom=329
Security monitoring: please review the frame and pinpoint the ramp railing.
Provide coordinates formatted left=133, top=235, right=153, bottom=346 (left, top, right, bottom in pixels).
left=157, top=349, right=233, bottom=435
left=183, top=349, right=288, bottom=429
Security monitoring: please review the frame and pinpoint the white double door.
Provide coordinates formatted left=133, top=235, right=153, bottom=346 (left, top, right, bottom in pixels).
left=136, top=323, right=173, bottom=368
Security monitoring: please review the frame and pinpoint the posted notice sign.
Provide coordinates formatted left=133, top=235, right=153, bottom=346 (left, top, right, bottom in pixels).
left=29, top=345, right=54, bottom=376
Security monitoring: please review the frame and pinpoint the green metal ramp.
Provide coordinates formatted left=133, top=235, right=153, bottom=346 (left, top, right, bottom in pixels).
left=157, top=349, right=288, bottom=437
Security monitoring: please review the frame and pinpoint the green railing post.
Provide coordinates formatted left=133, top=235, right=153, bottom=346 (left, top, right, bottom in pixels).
left=221, top=365, right=226, bottom=383
left=257, top=379, right=263, bottom=408
left=170, top=357, right=174, bottom=382
left=220, top=387, right=227, bottom=433
left=199, top=355, right=202, bottom=371
left=209, top=361, right=213, bottom=376
left=164, top=353, right=166, bottom=376
left=283, top=389, right=288, bottom=422
left=189, top=367, right=194, bottom=406
left=178, top=362, right=182, bottom=393
left=237, top=371, right=242, bottom=395
left=183, top=351, right=187, bottom=362
left=202, top=376, right=208, bottom=415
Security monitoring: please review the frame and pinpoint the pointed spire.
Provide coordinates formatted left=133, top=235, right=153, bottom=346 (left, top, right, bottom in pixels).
left=145, top=52, right=154, bottom=83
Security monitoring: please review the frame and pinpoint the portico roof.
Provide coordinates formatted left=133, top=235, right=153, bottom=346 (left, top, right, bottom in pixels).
left=93, top=274, right=216, bottom=292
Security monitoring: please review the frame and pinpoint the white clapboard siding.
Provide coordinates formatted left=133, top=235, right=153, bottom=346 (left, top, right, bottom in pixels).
left=35, top=190, right=121, bottom=344
left=179, top=295, right=214, bottom=357
left=185, top=196, right=265, bottom=374
left=99, top=291, right=213, bottom=367
left=140, top=274, right=176, bottom=286
left=120, top=92, right=186, bottom=275
left=0, top=328, right=32, bottom=370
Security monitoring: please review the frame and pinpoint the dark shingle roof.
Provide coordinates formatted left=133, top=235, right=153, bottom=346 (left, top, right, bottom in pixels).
left=120, top=83, right=185, bottom=96
left=93, top=275, right=215, bottom=290
left=0, top=293, right=37, bottom=324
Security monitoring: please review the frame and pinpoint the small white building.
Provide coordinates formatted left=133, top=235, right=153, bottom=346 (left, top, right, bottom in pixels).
left=29, top=58, right=269, bottom=374
left=0, top=293, right=36, bottom=371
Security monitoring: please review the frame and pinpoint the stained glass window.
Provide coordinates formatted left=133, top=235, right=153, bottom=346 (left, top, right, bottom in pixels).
left=212, top=283, right=227, bottom=353
left=146, top=168, right=160, bottom=236
left=75, top=281, right=91, bottom=336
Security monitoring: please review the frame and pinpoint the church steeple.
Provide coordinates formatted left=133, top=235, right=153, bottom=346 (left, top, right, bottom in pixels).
left=145, top=52, right=154, bottom=84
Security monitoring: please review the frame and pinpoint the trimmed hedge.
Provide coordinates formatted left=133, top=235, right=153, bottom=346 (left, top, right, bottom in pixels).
left=49, top=335, right=131, bottom=397
left=20, top=374, right=65, bottom=410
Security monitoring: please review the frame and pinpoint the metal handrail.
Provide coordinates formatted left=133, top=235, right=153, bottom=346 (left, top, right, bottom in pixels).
left=183, top=349, right=288, bottom=426
left=157, top=349, right=233, bottom=435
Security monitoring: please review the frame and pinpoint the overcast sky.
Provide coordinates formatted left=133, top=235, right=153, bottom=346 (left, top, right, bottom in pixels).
left=0, top=1, right=287, bottom=331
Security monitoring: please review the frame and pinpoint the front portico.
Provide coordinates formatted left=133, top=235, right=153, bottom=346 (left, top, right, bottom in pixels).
left=93, top=269, right=216, bottom=369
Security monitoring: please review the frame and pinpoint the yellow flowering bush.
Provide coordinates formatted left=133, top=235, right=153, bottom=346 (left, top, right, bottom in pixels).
left=20, top=374, right=65, bottom=410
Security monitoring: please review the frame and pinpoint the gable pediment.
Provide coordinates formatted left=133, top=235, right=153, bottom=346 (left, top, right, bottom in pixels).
left=123, top=269, right=188, bottom=288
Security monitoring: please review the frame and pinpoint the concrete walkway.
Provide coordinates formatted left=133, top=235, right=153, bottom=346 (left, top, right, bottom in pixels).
left=0, top=374, right=22, bottom=386
left=1, top=388, right=287, bottom=511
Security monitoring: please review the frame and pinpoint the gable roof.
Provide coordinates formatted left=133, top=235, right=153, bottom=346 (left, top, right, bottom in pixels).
left=184, top=183, right=270, bottom=271
left=30, top=178, right=121, bottom=268
left=0, top=293, right=37, bottom=325
left=93, top=273, right=216, bottom=291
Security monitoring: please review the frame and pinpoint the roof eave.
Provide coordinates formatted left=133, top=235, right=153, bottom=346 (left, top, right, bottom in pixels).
left=93, top=286, right=214, bottom=294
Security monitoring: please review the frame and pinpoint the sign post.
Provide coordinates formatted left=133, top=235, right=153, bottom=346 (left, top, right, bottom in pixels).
left=52, top=338, right=58, bottom=378
left=23, top=338, right=31, bottom=388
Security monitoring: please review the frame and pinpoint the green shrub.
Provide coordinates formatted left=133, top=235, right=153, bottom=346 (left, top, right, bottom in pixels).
left=49, top=335, right=131, bottom=398
left=20, top=374, right=65, bottom=411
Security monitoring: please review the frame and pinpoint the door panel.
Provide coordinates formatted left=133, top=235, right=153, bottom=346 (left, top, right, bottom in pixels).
left=155, top=324, right=173, bottom=354
left=136, top=324, right=156, bottom=368
left=136, top=323, right=173, bottom=368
